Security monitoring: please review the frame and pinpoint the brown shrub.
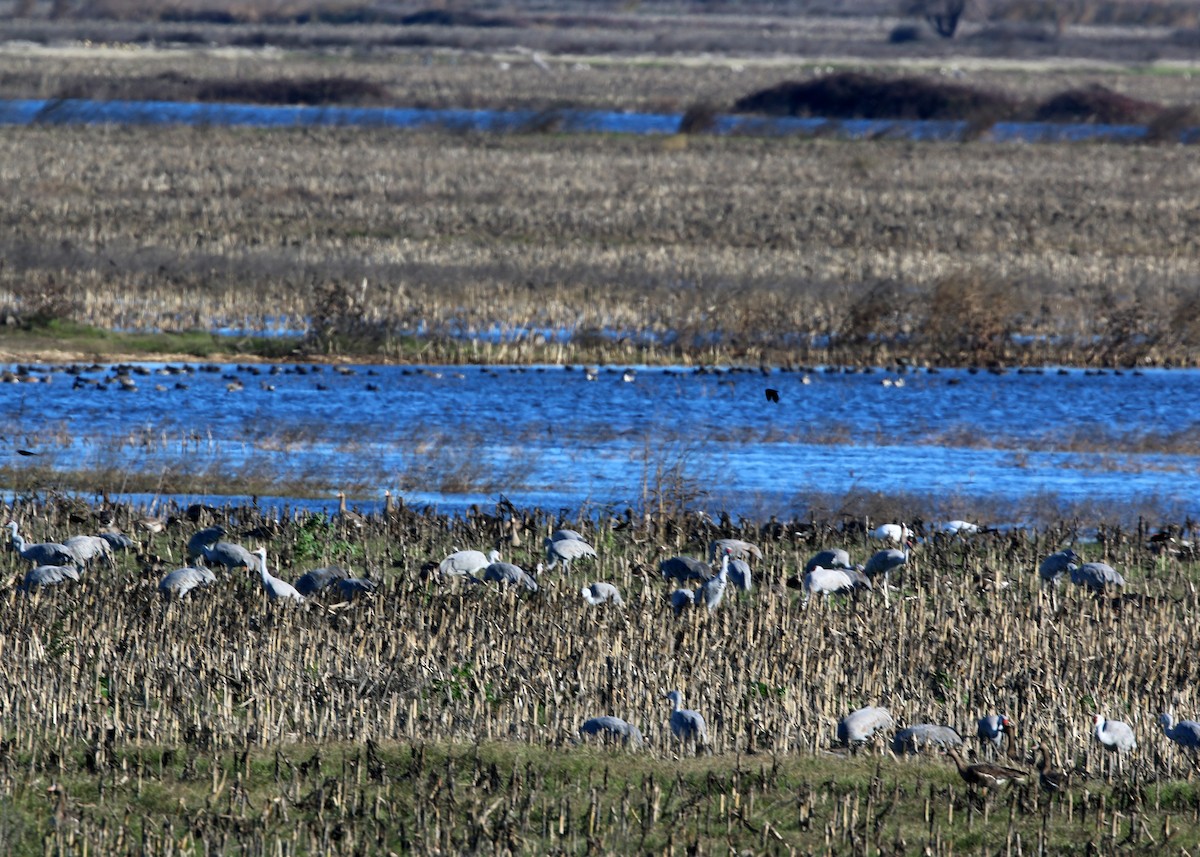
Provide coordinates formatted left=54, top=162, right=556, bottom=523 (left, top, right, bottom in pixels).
left=678, top=102, right=718, bottom=135
left=1145, top=105, right=1200, bottom=144
left=732, top=72, right=1017, bottom=124
left=197, top=76, right=391, bottom=106
left=918, top=272, right=1017, bottom=364
left=1033, top=84, right=1162, bottom=125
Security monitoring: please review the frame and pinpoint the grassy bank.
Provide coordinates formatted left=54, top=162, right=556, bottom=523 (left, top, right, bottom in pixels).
left=9, top=738, right=1200, bottom=855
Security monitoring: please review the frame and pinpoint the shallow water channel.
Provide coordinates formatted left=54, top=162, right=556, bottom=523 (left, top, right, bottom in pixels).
left=2, top=360, right=1198, bottom=524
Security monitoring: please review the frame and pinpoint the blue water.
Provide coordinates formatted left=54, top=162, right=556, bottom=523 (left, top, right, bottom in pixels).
left=1, top=98, right=1195, bottom=143
left=3, top=361, right=1198, bottom=522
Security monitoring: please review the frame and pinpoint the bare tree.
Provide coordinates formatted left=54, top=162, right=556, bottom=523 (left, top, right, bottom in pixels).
left=905, top=0, right=967, bottom=38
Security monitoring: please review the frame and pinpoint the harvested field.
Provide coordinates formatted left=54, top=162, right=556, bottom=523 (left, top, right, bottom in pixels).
left=1, top=124, right=1199, bottom=366
left=0, top=495, right=1199, bottom=853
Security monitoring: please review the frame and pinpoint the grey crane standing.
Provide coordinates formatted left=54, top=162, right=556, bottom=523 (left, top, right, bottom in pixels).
left=805, top=548, right=852, bottom=573
left=482, top=555, right=539, bottom=592
left=1070, top=561, right=1125, bottom=592
left=578, top=716, right=644, bottom=749
left=863, top=540, right=913, bottom=606
left=158, top=566, right=217, bottom=600
left=202, top=540, right=258, bottom=572
left=1093, top=713, right=1136, bottom=777
left=438, top=549, right=493, bottom=580
left=699, top=551, right=730, bottom=611
left=97, top=530, right=137, bottom=552
left=1093, top=714, right=1136, bottom=752
left=726, top=556, right=752, bottom=592
left=660, top=556, right=710, bottom=583
left=892, top=724, right=963, bottom=754
left=18, top=565, right=80, bottom=591
left=708, top=538, right=762, bottom=563
left=186, top=525, right=226, bottom=561
left=336, top=577, right=378, bottom=601
left=580, top=582, right=623, bottom=606
left=6, top=522, right=78, bottom=568
left=63, top=535, right=112, bottom=567
left=664, top=690, right=708, bottom=751
left=1159, top=713, right=1200, bottom=772
left=802, top=567, right=859, bottom=604
left=977, top=714, right=1015, bottom=750
left=837, top=706, right=894, bottom=746
left=294, top=566, right=349, bottom=595
left=544, top=534, right=596, bottom=572
left=252, top=548, right=306, bottom=603
left=1038, top=549, right=1080, bottom=586
left=669, top=588, right=698, bottom=615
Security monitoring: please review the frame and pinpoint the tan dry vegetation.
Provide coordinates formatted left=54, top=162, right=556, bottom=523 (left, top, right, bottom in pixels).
left=1, top=497, right=1200, bottom=816
left=2, top=124, right=1200, bottom=365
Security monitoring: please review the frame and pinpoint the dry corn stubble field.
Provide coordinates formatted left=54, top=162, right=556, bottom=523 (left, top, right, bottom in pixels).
left=2, top=123, right=1200, bottom=367
left=2, top=497, right=1200, bottom=854
left=3, top=3, right=1200, bottom=366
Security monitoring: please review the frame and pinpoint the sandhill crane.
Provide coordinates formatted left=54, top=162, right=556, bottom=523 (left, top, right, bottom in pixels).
left=336, top=577, right=377, bottom=601
left=97, top=530, right=136, bottom=552
left=699, top=552, right=730, bottom=611
left=837, top=706, right=893, bottom=746
left=580, top=582, right=623, bottom=606
left=864, top=542, right=912, bottom=581
left=940, top=520, right=980, bottom=535
left=660, top=556, right=709, bottom=583
left=864, top=540, right=912, bottom=606
left=6, top=522, right=78, bottom=567
left=202, top=541, right=257, bottom=571
left=186, top=525, right=226, bottom=560
left=1071, top=561, right=1124, bottom=592
left=708, top=539, right=761, bottom=562
left=664, top=690, right=708, bottom=750
left=551, top=529, right=588, bottom=543
left=294, top=566, right=349, bottom=595
left=483, top=556, right=538, bottom=592
left=158, top=566, right=217, bottom=600
left=18, top=565, right=80, bottom=591
left=670, top=588, right=698, bottom=615
left=578, top=716, right=643, bottom=749
left=1034, top=745, right=1068, bottom=793
left=545, top=535, right=596, bottom=572
left=892, top=724, right=963, bottom=754
left=1093, top=714, right=1136, bottom=777
left=801, top=567, right=856, bottom=604
left=805, top=548, right=852, bottom=573
left=1039, top=549, right=1080, bottom=585
left=63, top=535, right=112, bottom=567
left=1159, top=713, right=1200, bottom=769
left=726, top=556, right=752, bottom=591
left=252, top=548, right=305, bottom=603
left=977, top=714, right=1015, bottom=748
left=439, top=549, right=492, bottom=580
left=946, top=747, right=1028, bottom=794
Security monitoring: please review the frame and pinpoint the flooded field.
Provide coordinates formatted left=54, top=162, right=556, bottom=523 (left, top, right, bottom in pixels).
left=4, top=359, right=1199, bottom=523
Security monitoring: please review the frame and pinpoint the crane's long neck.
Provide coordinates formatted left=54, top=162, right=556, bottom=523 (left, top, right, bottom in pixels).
left=258, top=554, right=273, bottom=585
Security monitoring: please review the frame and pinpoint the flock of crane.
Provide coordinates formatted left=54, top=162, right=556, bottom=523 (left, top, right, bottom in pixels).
left=6, top=513, right=1184, bottom=796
